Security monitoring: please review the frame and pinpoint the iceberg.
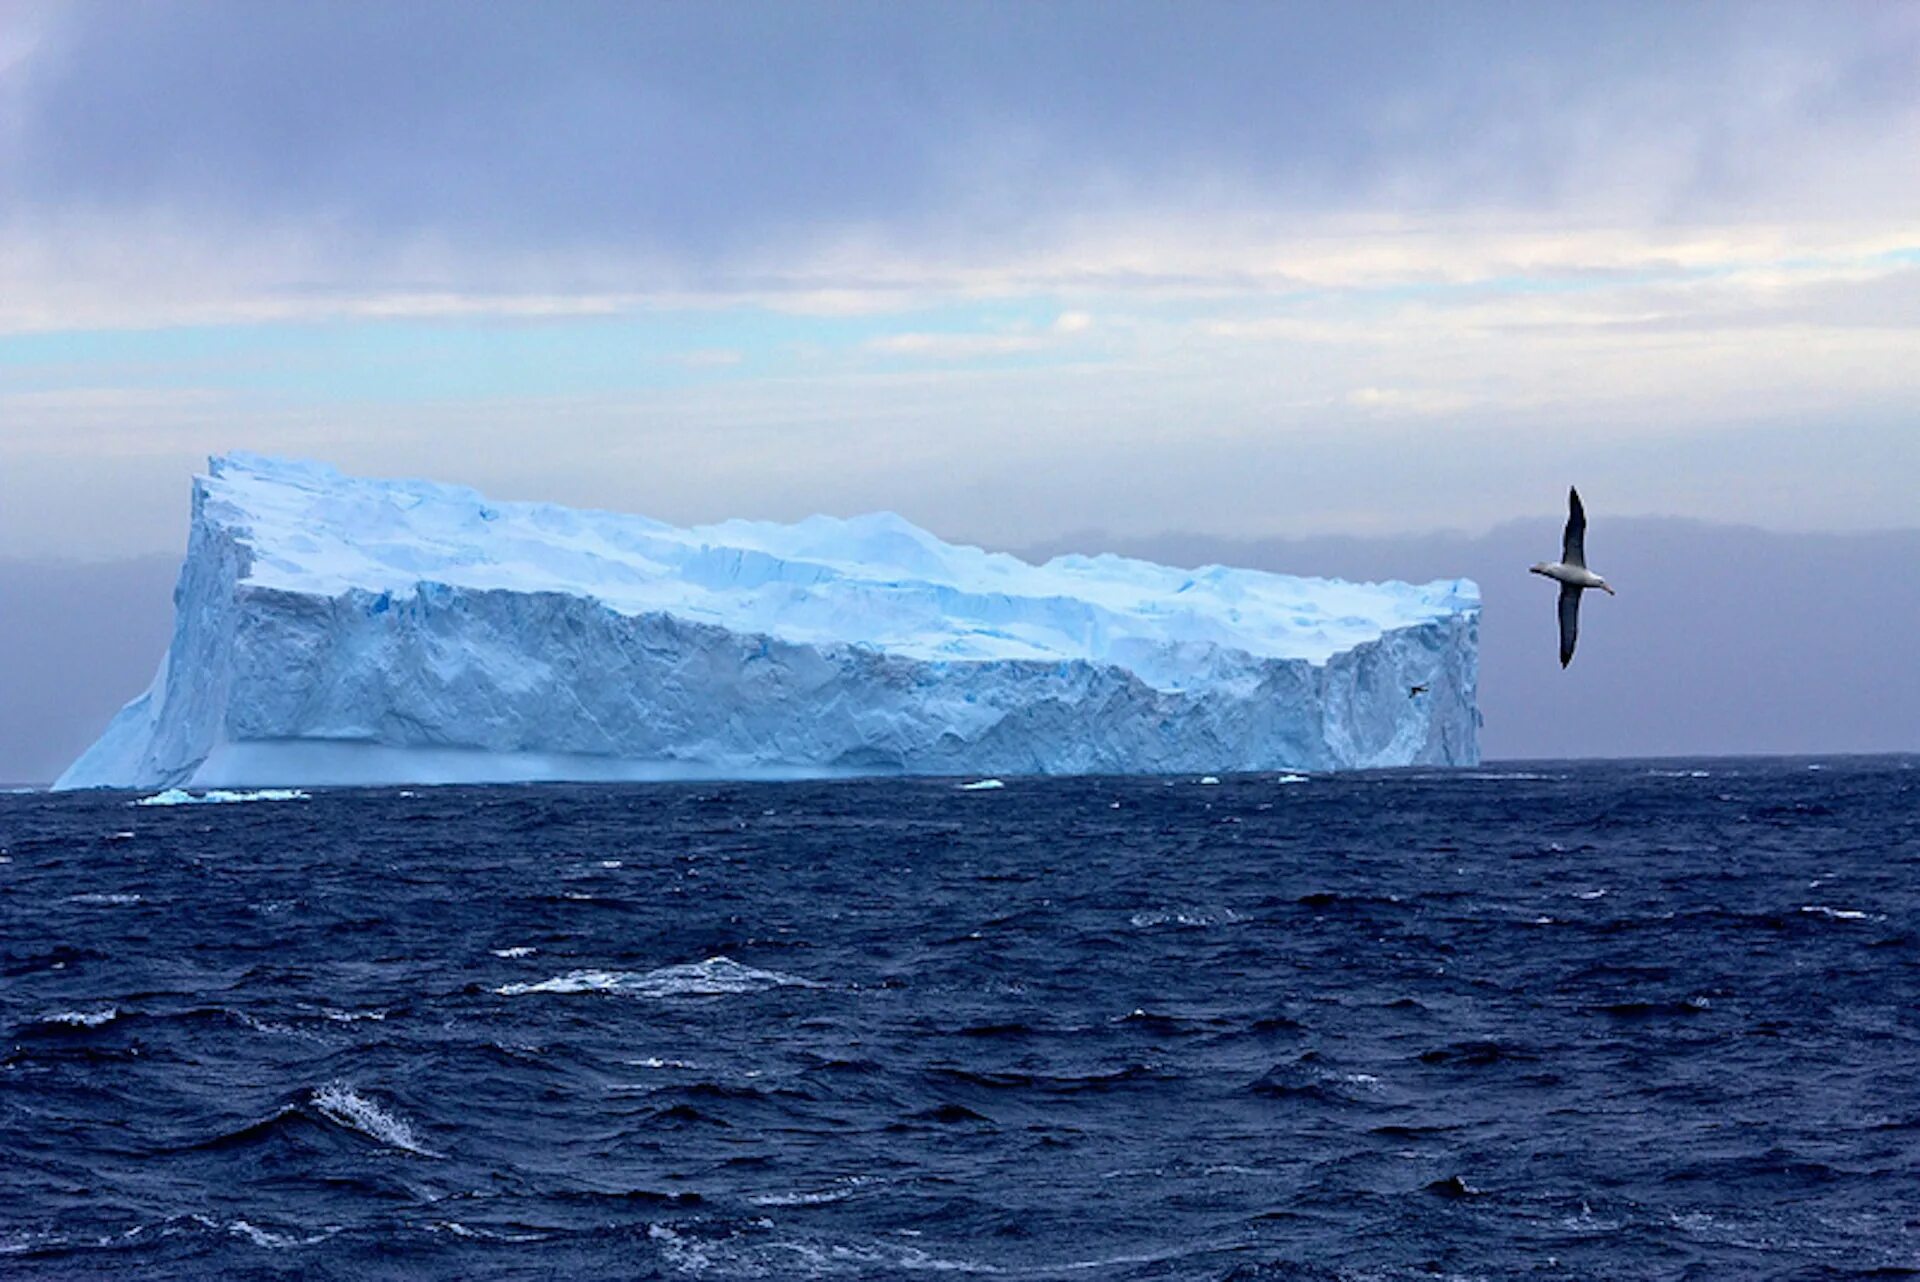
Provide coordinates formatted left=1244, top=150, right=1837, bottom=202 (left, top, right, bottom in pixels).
left=56, top=455, right=1479, bottom=789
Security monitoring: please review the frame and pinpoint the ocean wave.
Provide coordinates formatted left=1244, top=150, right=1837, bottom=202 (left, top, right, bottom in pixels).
left=749, top=1176, right=877, bottom=1207
left=931, top=1063, right=1171, bottom=1094
left=1800, top=905, right=1876, bottom=921
left=490, top=945, right=537, bottom=958
left=133, top=788, right=311, bottom=807
left=309, top=1006, right=388, bottom=1023
left=1418, top=1040, right=1541, bottom=1067
left=496, top=955, right=819, bottom=998
left=424, top=1221, right=547, bottom=1242
left=1111, top=1008, right=1221, bottom=1036
left=67, top=892, right=142, bottom=905
left=1425, top=1173, right=1487, bottom=1199
left=957, top=778, right=1005, bottom=791
left=0, top=1230, right=63, bottom=1256
left=646, top=1222, right=995, bottom=1277
left=1248, top=1054, right=1379, bottom=1105
left=311, top=1083, right=439, bottom=1156
left=1129, top=907, right=1247, bottom=929
left=1595, top=996, right=1712, bottom=1018
left=36, top=1007, right=119, bottom=1029
left=227, top=1219, right=336, bottom=1250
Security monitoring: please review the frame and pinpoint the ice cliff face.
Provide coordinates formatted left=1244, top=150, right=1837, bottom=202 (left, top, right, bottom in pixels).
left=57, top=455, right=1480, bottom=789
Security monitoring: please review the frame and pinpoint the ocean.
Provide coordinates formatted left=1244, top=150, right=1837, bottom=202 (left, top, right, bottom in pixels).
left=3, top=757, right=1916, bottom=1280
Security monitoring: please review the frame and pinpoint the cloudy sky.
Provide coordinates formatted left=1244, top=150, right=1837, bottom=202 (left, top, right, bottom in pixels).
left=2, top=1, right=1916, bottom=557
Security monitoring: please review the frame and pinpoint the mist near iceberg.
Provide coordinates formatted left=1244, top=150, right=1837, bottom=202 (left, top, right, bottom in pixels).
left=57, top=455, right=1479, bottom=789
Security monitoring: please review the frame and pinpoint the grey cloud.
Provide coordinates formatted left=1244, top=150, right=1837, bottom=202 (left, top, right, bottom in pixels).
left=10, top=1, right=1914, bottom=272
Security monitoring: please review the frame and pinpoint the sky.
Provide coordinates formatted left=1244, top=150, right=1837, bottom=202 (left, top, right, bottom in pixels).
left=1, top=0, right=1916, bottom=559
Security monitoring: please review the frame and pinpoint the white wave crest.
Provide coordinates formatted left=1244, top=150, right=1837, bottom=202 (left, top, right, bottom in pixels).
left=496, top=955, right=819, bottom=999
left=749, top=1176, right=876, bottom=1207
left=68, top=892, right=142, bottom=905
left=1800, top=905, right=1874, bottom=921
left=229, top=1220, right=335, bottom=1249
left=311, top=1083, right=438, bottom=1156
left=44, top=1007, right=118, bottom=1027
left=134, top=788, right=311, bottom=807
left=647, top=1223, right=991, bottom=1276
left=957, top=778, right=1005, bottom=791
left=313, top=1007, right=387, bottom=1023
left=1275, top=774, right=1310, bottom=784
left=426, top=1221, right=545, bottom=1242
left=1129, top=907, right=1248, bottom=929
left=490, top=946, right=537, bottom=958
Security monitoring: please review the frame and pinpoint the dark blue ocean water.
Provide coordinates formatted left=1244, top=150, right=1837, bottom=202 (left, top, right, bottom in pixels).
left=3, top=758, right=1918, bottom=1280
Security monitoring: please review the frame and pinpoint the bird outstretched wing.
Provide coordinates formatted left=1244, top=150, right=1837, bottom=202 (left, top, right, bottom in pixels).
left=1558, top=583, right=1582, bottom=668
left=1562, top=487, right=1587, bottom=568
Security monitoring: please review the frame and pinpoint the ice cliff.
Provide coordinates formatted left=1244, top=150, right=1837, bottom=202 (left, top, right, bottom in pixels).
left=57, top=455, right=1480, bottom=789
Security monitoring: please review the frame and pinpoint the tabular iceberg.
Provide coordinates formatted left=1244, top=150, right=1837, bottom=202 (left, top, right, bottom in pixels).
left=57, top=455, right=1480, bottom=789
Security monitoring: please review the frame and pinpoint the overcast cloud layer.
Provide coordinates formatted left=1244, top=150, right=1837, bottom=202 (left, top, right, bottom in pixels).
left=1, top=1, right=1917, bottom=556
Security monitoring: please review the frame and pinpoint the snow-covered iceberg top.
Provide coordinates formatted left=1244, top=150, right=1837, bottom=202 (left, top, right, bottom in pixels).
left=207, top=453, right=1475, bottom=677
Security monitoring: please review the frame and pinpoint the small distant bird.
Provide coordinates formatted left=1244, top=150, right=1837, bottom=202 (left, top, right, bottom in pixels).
left=1530, top=487, right=1614, bottom=668
left=1408, top=684, right=1429, bottom=698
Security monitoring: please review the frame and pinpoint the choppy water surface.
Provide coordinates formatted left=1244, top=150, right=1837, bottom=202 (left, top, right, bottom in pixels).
left=3, top=758, right=1918, bottom=1279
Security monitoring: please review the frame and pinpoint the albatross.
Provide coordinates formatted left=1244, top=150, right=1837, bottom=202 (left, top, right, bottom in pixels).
left=1530, top=487, right=1614, bottom=667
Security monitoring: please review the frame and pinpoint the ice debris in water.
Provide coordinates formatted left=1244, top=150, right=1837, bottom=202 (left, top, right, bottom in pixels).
left=957, top=779, right=1006, bottom=791
left=311, top=1083, right=438, bottom=1156
left=1198, top=776, right=1221, bottom=785
left=490, top=946, right=537, bottom=958
left=495, top=956, right=818, bottom=998
left=134, top=788, right=310, bottom=807
left=1276, top=774, right=1310, bottom=785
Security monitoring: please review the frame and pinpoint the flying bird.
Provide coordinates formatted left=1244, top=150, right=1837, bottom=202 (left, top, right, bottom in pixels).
left=1408, top=684, right=1429, bottom=698
left=1529, top=487, right=1614, bottom=667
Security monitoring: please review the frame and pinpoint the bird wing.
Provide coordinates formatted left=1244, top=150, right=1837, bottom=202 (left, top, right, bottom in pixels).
left=1558, top=583, right=1582, bottom=668
left=1562, top=487, right=1587, bottom=568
